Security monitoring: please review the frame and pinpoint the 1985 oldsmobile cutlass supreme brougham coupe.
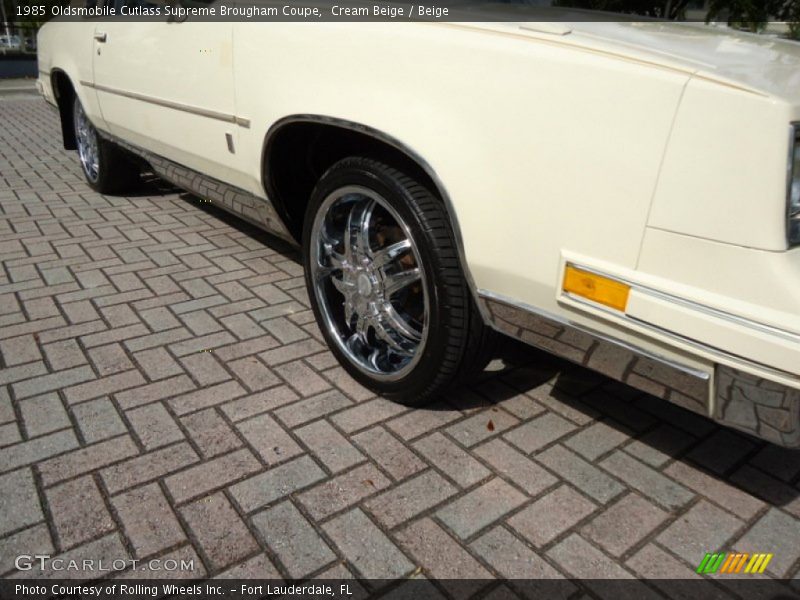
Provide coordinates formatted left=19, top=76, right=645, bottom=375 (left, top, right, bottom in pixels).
left=37, top=6, right=800, bottom=446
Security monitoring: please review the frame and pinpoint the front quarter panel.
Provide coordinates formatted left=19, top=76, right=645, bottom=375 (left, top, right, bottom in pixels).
left=236, top=23, right=689, bottom=315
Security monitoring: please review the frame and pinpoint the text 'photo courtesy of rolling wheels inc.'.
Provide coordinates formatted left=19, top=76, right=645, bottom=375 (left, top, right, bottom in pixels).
left=2, top=0, right=800, bottom=599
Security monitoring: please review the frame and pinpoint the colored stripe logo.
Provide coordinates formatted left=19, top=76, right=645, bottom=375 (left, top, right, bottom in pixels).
left=696, top=552, right=773, bottom=574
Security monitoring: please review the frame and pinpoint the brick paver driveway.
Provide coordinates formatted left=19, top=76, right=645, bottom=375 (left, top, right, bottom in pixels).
left=1, top=96, right=799, bottom=596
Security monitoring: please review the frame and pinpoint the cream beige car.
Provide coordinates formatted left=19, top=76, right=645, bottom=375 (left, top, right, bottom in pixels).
left=37, top=4, right=800, bottom=446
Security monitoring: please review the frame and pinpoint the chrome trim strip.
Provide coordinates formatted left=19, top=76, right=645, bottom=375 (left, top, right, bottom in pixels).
left=80, top=80, right=250, bottom=128
left=479, top=291, right=711, bottom=417
left=483, top=291, right=800, bottom=448
left=567, top=262, right=800, bottom=345
left=98, top=130, right=294, bottom=243
left=262, top=114, right=491, bottom=323
left=562, top=264, right=800, bottom=382
left=482, top=289, right=708, bottom=379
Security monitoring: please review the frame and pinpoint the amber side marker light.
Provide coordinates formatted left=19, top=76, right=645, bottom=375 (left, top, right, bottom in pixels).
left=563, top=265, right=630, bottom=312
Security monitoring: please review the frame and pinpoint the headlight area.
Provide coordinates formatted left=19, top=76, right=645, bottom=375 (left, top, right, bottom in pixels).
left=789, top=123, right=800, bottom=246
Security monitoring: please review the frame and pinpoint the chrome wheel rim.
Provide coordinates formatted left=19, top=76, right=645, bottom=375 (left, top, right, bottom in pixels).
left=73, top=100, right=99, bottom=182
left=310, top=186, right=429, bottom=382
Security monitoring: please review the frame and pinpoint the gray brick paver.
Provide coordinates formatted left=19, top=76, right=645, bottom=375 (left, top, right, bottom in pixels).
left=252, top=500, right=335, bottom=578
left=352, top=426, right=426, bottom=481
left=535, top=444, right=625, bottom=505
left=165, top=448, right=261, bottom=504
left=396, top=518, right=493, bottom=595
left=474, top=438, right=558, bottom=496
left=365, top=470, right=457, bottom=529
left=127, top=402, right=185, bottom=449
left=599, top=450, right=694, bottom=510
left=229, top=455, right=327, bottom=513
left=236, top=412, right=303, bottom=466
left=437, top=478, right=527, bottom=539
left=295, top=419, right=365, bottom=473
left=298, top=463, right=390, bottom=520
left=0, top=430, right=80, bottom=475
left=733, top=508, right=800, bottom=577
left=547, top=534, right=661, bottom=599
left=19, top=393, right=70, bottom=437
left=2, top=98, right=798, bottom=585
left=111, top=482, right=186, bottom=558
left=581, top=492, right=669, bottom=557
left=656, top=500, right=745, bottom=566
left=504, top=412, right=577, bottom=454
left=12, top=365, right=94, bottom=400
left=46, top=475, right=114, bottom=549
left=0, top=468, right=44, bottom=536
left=471, top=526, right=570, bottom=584
left=0, top=524, right=54, bottom=576
left=322, top=508, right=413, bottom=579
left=508, top=484, right=597, bottom=547
left=181, top=492, right=259, bottom=571
left=414, top=431, right=490, bottom=488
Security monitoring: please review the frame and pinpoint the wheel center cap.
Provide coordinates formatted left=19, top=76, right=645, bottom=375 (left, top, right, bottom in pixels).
left=357, top=273, right=373, bottom=297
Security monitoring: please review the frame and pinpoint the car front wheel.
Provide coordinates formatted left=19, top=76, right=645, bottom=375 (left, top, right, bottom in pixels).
left=303, top=157, right=496, bottom=405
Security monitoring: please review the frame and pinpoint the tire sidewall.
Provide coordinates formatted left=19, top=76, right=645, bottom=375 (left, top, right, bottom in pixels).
left=303, top=159, right=463, bottom=399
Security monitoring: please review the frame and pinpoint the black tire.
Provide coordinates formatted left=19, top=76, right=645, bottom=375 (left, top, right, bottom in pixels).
left=73, top=97, right=140, bottom=194
left=303, top=157, right=498, bottom=405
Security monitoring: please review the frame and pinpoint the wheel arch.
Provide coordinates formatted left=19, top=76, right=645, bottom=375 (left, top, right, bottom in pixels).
left=50, top=69, right=77, bottom=150
left=262, top=115, right=487, bottom=322
left=263, top=116, right=445, bottom=237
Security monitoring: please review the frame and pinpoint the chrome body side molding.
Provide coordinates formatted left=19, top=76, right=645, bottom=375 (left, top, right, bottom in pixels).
left=102, top=132, right=294, bottom=243
left=80, top=80, right=251, bottom=128
left=480, top=292, right=800, bottom=447
left=479, top=292, right=711, bottom=416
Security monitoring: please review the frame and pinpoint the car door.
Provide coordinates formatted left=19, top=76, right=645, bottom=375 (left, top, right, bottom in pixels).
left=91, top=0, right=244, bottom=186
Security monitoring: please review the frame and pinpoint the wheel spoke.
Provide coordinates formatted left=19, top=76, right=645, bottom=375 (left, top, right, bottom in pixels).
left=330, top=275, right=351, bottom=294
left=319, top=227, right=346, bottom=269
left=383, top=268, right=421, bottom=297
left=344, top=199, right=375, bottom=261
left=355, top=314, right=370, bottom=341
left=373, top=317, right=415, bottom=357
left=367, top=348, right=381, bottom=371
left=382, top=303, right=422, bottom=343
left=372, top=239, right=411, bottom=269
left=343, top=299, right=356, bottom=327
left=358, top=200, right=375, bottom=258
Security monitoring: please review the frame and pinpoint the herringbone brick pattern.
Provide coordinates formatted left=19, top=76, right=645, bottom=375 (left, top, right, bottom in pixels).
left=1, top=97, right=799, bottom=595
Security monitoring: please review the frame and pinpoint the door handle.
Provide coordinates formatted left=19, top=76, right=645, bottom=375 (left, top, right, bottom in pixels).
left=94, top=32, right=107, bottom=43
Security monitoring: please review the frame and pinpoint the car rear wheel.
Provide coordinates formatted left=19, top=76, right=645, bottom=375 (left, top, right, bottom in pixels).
left=73, top=97, right=140, bottom=194
left=303, top=157, right=497, bottom=405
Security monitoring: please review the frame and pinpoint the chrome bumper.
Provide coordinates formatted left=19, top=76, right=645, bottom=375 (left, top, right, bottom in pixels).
left=479, top=294, right=800, bottom=448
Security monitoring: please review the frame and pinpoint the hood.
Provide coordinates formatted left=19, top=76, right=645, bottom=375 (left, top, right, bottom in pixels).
left=449, top=11, right=800, bottom=102
left=574, top=20, right=800, bottom=100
